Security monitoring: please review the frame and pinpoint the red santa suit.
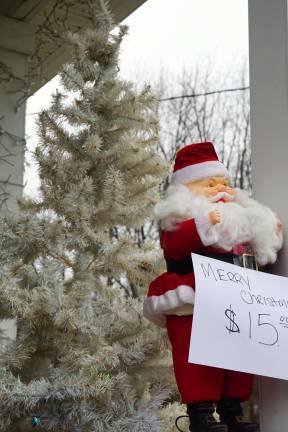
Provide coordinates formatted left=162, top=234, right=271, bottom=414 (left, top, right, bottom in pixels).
left=143, top=142, right=283, bottom=405
left=146, top=217, right=255, bottom=403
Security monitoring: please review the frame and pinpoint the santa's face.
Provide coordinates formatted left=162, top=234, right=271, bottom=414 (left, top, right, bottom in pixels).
left=185, top=176, right=236, bottom=202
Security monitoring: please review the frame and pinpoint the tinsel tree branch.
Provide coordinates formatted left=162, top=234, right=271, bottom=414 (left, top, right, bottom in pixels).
left=0, top=1, right=173, bottom=431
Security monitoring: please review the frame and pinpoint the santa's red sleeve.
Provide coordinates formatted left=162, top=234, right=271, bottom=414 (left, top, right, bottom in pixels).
left=143, top=218, right=206, bottom=327
left=160, top=218, right=204, bottom=259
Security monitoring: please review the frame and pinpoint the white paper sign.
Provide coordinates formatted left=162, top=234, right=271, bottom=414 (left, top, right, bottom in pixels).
left=189, top=253, right=288, bottom=380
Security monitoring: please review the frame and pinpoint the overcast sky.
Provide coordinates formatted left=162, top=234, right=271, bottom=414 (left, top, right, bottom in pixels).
left=25, top=0, right=249, bottom=196
left=120, top=0, right=248, bottom=77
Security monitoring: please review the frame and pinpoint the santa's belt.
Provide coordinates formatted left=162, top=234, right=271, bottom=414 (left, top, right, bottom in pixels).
left=165, top=253, right=258, bottom=275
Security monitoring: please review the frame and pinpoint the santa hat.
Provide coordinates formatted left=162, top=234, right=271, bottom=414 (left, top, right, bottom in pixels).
left=170, top=141, right=229, bottom=185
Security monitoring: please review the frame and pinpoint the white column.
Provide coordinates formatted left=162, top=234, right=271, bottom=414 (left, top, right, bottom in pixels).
left=249, top=1, right=288, bottom=431
left=0, top=15, right=35, bottom=341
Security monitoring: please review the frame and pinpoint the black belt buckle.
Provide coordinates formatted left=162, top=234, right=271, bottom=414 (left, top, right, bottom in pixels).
left=233, top=253, right=258, bottom=271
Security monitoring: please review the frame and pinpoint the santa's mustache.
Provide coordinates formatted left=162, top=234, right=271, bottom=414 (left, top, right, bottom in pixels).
left=209, top=191, right=235, bottom=203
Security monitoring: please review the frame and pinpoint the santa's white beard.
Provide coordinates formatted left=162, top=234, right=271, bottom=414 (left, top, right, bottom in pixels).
left=154, top=185, right=283, bottom=266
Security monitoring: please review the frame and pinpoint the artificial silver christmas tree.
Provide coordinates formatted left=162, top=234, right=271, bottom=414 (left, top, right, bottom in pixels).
left=0, top=1, right=172, bottom=430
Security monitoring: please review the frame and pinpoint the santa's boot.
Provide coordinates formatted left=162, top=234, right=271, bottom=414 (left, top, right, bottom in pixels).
left=217, top=398, right=258, bottom=432
left=186, top=402, right=228, bottom=432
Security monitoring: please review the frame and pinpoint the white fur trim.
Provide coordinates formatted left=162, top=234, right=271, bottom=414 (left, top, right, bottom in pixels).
left=171, top=160, right=229, bottom=185
left=143, top=285, right=195, bottom=327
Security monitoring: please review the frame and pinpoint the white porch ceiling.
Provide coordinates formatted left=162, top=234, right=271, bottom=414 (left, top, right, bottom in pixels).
left=0, top=0, right=146, bottom=94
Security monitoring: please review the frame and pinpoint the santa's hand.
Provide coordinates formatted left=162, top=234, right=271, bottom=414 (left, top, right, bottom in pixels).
left=209, top=210, right=221, bottom=225
left=277, top=220, right=284, bottom=233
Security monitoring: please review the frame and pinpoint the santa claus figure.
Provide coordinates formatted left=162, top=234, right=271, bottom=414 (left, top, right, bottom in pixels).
left=143, top=142, right=283, bottom=432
